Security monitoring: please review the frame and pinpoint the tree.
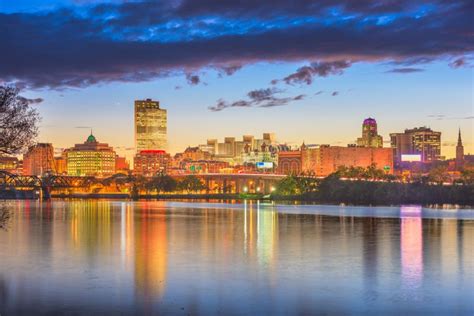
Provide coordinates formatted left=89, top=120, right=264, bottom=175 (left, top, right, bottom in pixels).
left=275, top=175, right=299, bottom=195
left=179, top=175, right=206, bottom=193
left=0, top=86, right=40, bottom=155
left=149, top=174, right=177, bottom=193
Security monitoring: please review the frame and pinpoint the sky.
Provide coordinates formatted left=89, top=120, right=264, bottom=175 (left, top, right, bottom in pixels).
left=1, top=0, right=472, bottom=161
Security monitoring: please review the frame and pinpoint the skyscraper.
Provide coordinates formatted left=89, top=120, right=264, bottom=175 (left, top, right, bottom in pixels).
left=356, top=118, right=383, bottom=148
left=135, top=99, right=167, bottom=152
left=456, top=128, right=464, bottom=170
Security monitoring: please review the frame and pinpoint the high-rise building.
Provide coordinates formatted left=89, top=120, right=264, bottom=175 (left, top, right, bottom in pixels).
left=66, top=133, right=116, bottom=177
left=356, top=117, right=383, bottom=148
left=390, top=127, right=441, bottom=164
left=456, top=128, right=464, bottom=170
left=135, top=99, right=167, bottom=152
left=23, top=143, right=55, bottom=176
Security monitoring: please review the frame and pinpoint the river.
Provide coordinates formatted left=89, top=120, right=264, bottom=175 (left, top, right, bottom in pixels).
left=0, top=200, right=473, bottom=314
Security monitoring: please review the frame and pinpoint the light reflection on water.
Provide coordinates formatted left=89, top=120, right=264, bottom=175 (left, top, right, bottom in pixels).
left=0, top=200, right=473, bottom=315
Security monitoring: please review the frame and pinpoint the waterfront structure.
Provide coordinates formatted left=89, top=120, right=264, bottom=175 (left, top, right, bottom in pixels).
left=23, top=143, right=55, bottom=176
left=356, top=118, right=383, bottom=148
left=278, top=145, right=394, bottom=176
left=456, top=129, right=464, bottom=170
left=0, top=156, right=20, bottom=174
left=390, top=127, right=441, bottom=164
left=135, top=99, right=167, bottom=152
left=66, top=133, right=116, bottom=177
left=134, top=150, right=171, bottom=176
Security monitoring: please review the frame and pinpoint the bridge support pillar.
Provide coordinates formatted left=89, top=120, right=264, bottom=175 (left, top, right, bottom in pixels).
left=41, top=186, right=52, bottom=200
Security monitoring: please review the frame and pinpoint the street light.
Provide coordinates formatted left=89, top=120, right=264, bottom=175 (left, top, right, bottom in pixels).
left=243, top=186, right=248, bottom=193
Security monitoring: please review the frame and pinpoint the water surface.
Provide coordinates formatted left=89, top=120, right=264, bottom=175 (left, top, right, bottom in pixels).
left=0, top=200, right=473, bottom=315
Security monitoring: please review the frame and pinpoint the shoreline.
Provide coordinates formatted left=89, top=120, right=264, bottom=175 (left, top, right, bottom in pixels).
left=2, top=192, right=469, bottom=208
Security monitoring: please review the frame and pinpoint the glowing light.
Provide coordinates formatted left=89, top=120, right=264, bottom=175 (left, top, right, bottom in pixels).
left=243, top=186, right=248, bottom=192
left=256, top=187, right=261, bottom=192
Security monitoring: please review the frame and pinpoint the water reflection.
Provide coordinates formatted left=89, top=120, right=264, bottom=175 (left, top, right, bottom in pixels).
left=401, top=206, right=423, bottom=293
left=0, top=201, right=472, bottom=314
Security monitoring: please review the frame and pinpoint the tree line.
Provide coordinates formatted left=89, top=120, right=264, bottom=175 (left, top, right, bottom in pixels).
left=272, top=166, right=474, bottom=206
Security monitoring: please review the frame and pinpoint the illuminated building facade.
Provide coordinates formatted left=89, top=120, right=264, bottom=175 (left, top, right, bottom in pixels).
left=66, top=133, right=116, bottom=177
left=0, top=156, right=20, bottom=174
left=199, top=133, right=278, bottom=164
left=54, top=156, right=67, bottom=175
left=181, top=160, right=230, bottom=174
left=134, top=150, right=171, bottom=176
left=277, top=151, right=303, bottom=174
left=278, top=145, right=394, bottom=176
left=356, top=117, right=383, bottom=148
left=135, top=99, right=167, bottom=152
left=115, top=156, right=130, bottom=174
left=390, top=127, right=441, bottom=164
left=23, top=143, right=55, bottom=176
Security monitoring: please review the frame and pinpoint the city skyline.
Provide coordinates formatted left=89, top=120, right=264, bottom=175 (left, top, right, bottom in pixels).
left=1, top=0, right=471, bottom=161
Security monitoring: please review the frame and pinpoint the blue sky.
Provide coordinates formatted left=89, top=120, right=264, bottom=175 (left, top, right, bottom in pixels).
left=1, top=0, right=472, bottom=160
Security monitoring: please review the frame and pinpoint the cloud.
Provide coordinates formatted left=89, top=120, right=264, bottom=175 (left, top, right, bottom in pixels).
left=216, top=65, right=242, bottom=77
left=331, top=91, right=339, bottom=96
left=449, top=57, right=470, bottom=68
left=282, top=61, right=352, bottom=85
left=185, top=73, right=201, bottom=85
left=314, top=91, right=324, bottom=95
left=16, top=96, right=44, bottom=104
left=0, top=0, right=472, bottom=89
left=209, top=88, right=305, bottom=111
left=386, top=67, right=424, bottom=73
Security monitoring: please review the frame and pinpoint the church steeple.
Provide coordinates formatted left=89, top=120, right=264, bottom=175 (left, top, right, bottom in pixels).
left=456, top=128, right=464, bottom=170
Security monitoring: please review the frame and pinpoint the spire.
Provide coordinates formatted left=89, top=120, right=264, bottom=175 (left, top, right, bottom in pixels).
left=457, top=128, right=462, bottom=146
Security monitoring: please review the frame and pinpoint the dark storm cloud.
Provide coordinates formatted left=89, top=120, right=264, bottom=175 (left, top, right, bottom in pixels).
left=386, top=67, right=425, bottom=73
left=0, top=0, right=472, bottom=89
left=209, top=88, right=305, bottom=111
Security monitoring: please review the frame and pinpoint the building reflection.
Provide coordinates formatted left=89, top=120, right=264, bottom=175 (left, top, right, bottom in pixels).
left=134, top=201, right=168, bottom=300
left=400, top=206, right=423, bottom=290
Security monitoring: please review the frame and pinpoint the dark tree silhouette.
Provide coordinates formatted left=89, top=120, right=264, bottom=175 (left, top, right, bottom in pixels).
left=0, top=86, right=40, bottom=155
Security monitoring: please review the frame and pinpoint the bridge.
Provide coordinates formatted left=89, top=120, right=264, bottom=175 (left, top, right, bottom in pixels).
left=0, top=171, right=287, bottom=197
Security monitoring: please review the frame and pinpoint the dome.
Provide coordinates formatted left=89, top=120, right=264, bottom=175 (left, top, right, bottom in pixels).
left=86, top=133, right=97, bottom=143
left=363, top=117, right=377, bottom=126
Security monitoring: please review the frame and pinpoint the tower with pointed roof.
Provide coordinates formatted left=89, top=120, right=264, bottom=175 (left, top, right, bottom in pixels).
left=456, top=128, right=464, bottom=170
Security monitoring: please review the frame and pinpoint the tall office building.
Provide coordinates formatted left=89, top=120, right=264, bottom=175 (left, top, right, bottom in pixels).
left=135, top=99, right=167, bottom=152
left=456, top=128, right=464, bottom=170
left=66, top=133, right=116, bottom=177
left=356, top=118, right=383, bottom=148
left=390, top=127, right=441, bottom=164
left=23, top=143, right=55, bottom=176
